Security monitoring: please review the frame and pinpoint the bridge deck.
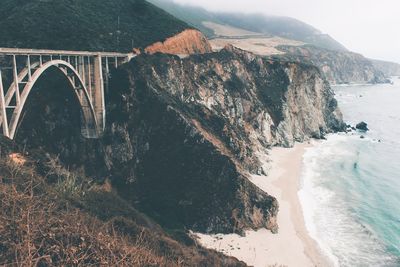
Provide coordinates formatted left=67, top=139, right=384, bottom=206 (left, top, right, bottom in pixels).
left=0, top=47, right=133, bottom=58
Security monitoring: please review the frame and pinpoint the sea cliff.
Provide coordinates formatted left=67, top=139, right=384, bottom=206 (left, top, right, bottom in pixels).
left=0, top=0, right=346, bottom=265
left=101, top=45, right=345, bottom=234
left=277, top=45, right=390, bottom=84
left=13, top=45, right=345, bottom=236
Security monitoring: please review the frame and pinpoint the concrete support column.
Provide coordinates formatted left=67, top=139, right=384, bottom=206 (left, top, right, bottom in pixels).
left=0, top=70, right=10, bottom=137
left=93, top=55, right=105, bottom=134
left=88, top=56, right=92, bottom=99
left=27, top=55, right=32, bottom=81
left=12, top=55, right=20, bottom=105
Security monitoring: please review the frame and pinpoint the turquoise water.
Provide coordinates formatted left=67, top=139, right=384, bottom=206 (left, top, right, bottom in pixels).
left=299, top=78, right=400, bottom=266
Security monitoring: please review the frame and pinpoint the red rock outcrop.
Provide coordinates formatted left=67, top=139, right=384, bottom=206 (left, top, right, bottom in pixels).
left=145, top=29, right=213, bottom=55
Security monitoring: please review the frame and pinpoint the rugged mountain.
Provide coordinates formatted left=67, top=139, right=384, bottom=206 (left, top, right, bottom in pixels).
left=371, top=59, right=400, bottom=77
left=101, top=46, right=344, bottom=233
left=148, top=0, right=347, bottom=51
left=275, top=45, right=389, bottom=84
left=148, top=0, right=399, bottom=85
left=0, top=0, right=190, bottom=51
left=0, top=0, right=241, bottom=264
left=0, top=0, right=345, bottom=263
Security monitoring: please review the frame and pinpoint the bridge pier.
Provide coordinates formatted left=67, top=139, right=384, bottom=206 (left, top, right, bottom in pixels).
left=94, top=55, right=105, bottom=133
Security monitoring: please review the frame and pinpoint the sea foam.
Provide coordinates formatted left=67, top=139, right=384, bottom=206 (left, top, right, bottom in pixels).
left=299, top=133, right=400, bottom=267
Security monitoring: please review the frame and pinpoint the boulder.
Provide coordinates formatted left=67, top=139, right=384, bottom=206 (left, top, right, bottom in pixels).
left=356, top=121, right=369, bottom=132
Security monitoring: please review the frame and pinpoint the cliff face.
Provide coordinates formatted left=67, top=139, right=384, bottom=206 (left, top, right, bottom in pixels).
left=277, top=45, right=389, bottom=84
left=12, top=45, right=344, bottom=236
left=371, top=59, right=400, bottom=77
left=145, top=29, right=213, bottom=56
left=102, top=45, right=345, bottom=234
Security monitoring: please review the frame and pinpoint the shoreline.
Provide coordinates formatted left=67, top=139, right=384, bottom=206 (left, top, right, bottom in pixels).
left=194, top=142, right=332, bottom=267
left=268, top=142, right=332, bottom=267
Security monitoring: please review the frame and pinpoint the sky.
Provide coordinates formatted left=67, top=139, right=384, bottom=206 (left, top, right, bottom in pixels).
left=174, top=0, right=400, bottom=63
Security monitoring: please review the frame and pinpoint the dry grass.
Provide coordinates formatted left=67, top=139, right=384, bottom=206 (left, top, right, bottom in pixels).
left=0, top=157, right=175, bottom=266
left=0, top=145, right=246, bottom=267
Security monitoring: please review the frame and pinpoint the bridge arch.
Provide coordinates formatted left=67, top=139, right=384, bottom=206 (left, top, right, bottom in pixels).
left=0, top=48, right=133, bottom=140
left=6, top=60, right=98, bottom=139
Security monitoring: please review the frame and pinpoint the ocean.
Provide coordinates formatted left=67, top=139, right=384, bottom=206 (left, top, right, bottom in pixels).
left=299, top=78, right=400, bottom=267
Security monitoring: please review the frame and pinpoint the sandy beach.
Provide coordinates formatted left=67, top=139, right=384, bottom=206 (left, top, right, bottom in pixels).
left=195, top=142, right=331, bottom=267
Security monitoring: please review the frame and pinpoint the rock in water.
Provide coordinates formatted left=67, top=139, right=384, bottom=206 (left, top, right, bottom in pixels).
left=356, top=121, right=369, bottom=131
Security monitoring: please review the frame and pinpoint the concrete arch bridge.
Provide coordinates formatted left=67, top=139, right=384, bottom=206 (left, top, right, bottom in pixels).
left=0, top=48, right=133, bottom=139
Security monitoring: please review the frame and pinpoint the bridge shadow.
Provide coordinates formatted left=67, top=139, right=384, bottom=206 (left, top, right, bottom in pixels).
left=14, top=66, right=102, bottom=172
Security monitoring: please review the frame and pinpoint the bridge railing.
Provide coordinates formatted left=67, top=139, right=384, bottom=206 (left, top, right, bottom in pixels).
left=0, top=47, right=134, bottom=58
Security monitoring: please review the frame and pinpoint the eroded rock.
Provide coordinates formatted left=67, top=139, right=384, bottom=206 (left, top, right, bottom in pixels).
left=356, top=121, right=369, bottom=132
left=103, top=45, right=345, bottom=234
left=12, top=45, right=345, bottom=235
left=144, top=29, right=213, bottom=56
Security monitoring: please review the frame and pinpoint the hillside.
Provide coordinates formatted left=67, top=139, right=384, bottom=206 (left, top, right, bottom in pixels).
left=0, top=137, right=245, bottom=266
left=201, top=22, right=388, bottom=84
left=148, top=0, right=347, bottom=51
left=0, top=0, right=246, bottom=265
left=12, top=45, right=344, bottom=235
left=371, top=59, right=400, bottom=77
left=0, top=0, right=346, bottom=265
left=0, top=43, right=346, bottom=265
left=275, top=45, right=389, bottom=84
left=148, top=0, right=400, bottom=84
left=0, top=0, right=191, bottom=52
left=204, top=22, right=305, bottom=56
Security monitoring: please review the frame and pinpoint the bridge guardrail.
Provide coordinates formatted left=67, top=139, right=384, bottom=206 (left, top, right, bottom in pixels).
left=0, top=47, right=133, bottom=58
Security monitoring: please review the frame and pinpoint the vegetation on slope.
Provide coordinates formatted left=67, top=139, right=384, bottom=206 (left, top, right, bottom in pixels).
left=0, top=137, right=245, bottom=266
left=0, top=0, right=191, bottom=52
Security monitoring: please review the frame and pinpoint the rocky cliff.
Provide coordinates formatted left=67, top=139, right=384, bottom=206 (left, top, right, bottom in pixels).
left=13, top=45, right=344, bottom=237
left=0, top=0, right=346, bottom=264
left=101, top=45, right=345, bottom=234
left=145, top=29, right=213, bottom=55
left=371, top=59, right=400, bottom=77
left=277, top=45, right=389, bottom=84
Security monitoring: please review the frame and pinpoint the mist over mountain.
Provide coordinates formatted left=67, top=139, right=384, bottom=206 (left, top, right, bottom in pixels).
left=371, top=59, right=400, bottom=77
left=148, top=0, right=347, bottom=51
left=149, top=0, right=400, bottom=82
